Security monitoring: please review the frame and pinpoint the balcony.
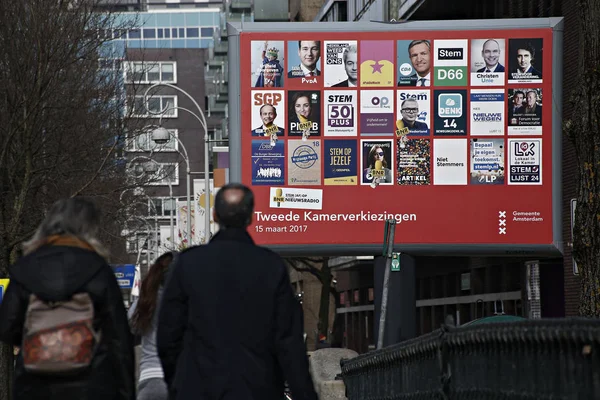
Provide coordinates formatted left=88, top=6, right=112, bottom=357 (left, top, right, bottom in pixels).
left=230, top=1, right=253, bottom=11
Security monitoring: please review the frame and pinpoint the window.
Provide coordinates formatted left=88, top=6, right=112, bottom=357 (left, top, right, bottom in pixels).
left=143, top=28, right=156, bottom=39
left=130, top=95, right=177, bottom=118
left=149, top=163, right=178, bottom=185
left=186, top=28, right=199, bottom=38
left=201, top=27, right=214, bottom=37
left=126, top=62, right=177, bottom=84
left=149, top=197, right=178, bottom=218
left=126, top=129, right=178, bottom=152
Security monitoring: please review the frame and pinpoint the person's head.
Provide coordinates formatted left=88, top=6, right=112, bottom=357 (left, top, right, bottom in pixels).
left=343, top=45, right=358, bottom=83
left=516, top=44, right=535, bottom=72
left=526, top=90, right=538, bottom=107
left=400, top=99, right=419, bottom=124
left=266, top=47, right=279, bottom=61
left=368, top=145, right=387, bottom=169
left=408, top=40, right=430, bottom=77
left=259, top=104, right=277, bottom=126
left=22, top=197, right=106, bottom=257
left=292, top=92, right=312, bottom=119
left=513, top=90, right=524, bottom=106
left=297, top=41, right=320, bottom=70
left=213, top=183, right=254, bottom=230
left=130, top=252, right=175, bottom=335
left=482, top=39, right=501, bottom=68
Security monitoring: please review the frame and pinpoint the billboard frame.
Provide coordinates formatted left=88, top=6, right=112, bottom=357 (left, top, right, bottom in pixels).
left=228, top=18, right=564, bottom=256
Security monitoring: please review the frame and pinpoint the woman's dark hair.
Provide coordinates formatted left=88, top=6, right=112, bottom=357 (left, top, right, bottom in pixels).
left=289, top=92, right=312, bottom=117
left=130, top=252, right=174, bottom=335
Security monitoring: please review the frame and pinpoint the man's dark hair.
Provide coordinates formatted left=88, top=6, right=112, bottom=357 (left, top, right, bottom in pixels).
left=513, top=90, right=525, bottom=99
left=214, top=183, right=254, bottom=229
left=297, top=40, right=320, bottom=50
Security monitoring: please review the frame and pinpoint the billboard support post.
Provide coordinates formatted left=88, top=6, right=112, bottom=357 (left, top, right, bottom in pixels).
left=377, top=219, right=396, bottom=350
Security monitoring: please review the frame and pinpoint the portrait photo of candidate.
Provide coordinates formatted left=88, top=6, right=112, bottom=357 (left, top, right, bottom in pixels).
left=471, top=39, right=505, bottom=73
left=361, top=142, right=393, bottom=185
left=287, top=40, right=321, bottom=79
left=251, top=40, right=284, bottom=88
left=520, top=89, right=543, bottom=118
left=397, top=40, right=431, bottom=86
left=397, top=98, right=430, bottom=136
left=331, top=45, right=358, bottom=87
left=508, top=90, right=525, bottom=119
left=508, top=38, right=543, bottom=81
left=288, top=91, right=321, bottom=139
left=251, top=104, right=286, bottom=137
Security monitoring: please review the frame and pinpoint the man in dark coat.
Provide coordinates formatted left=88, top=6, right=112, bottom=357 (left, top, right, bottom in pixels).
left=157, top=183, right=317, bottom=400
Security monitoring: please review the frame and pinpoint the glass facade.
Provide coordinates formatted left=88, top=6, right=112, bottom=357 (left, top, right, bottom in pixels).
left=110, top=10, right=220, bottom=49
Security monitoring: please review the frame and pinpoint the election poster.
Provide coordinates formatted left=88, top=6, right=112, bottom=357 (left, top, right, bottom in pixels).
left=287, top=40, right=322, bottom=85
left=235, top=22, right=559, bottom=251
left=508, top=88, right=543, bottom=135
left=508, top=139, right=542, bottom=185
left=288, top=91, right=321, bottom=139
left=396, top=90, right=431, bottom=137
left=434, top=39, right=468, bottom=87
left=470, top=38, right=506, bottom=86
left=433, top=139, right=467, bottom=185
left=361, top=140, right=394, bottom=186
left=434, top=90, right=467, bottom=135
left=360, top=40, right=395, bottom=87
left=251, top=40, right=285, bottom=88
left=397, top=138, right=431, bottom=185
left=470, top=89, right=505, bottom=136
left=360, top=90, right=394, bottom=136
left=324, top=139, right=358, bottom=185
left=323, top=90, right=357, bottom=136
left=470, top=138, right=505, bottom=185
left=251, top=90, right=286, bottom=138
left=396, top=39, right=431, bottom=86
left=324, top=41, right=358, bottom=87
left=288, top=140, right=322, bottom=186
left=251, top=140, right=285, bottom=185
left=508, top=38, right=543, bottom=83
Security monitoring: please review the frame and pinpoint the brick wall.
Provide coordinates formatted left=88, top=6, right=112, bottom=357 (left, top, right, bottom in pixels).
left=297, top=0, right=327, bottom=21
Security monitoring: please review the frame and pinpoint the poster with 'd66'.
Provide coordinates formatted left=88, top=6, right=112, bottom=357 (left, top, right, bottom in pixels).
left=233, top=21, right=561, bottom=254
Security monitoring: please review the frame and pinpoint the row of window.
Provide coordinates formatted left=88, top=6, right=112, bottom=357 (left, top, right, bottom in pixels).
left=130, top=95, right=178, bottom=118
left=100, top=27, right=214, bottom=41
left=127, top=162, right=179, bottom=185
left=127, top=128, right=179, bottom=152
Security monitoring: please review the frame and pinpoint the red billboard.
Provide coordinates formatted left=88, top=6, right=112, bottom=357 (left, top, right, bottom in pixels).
left=230, top=20, right=563, bottom=254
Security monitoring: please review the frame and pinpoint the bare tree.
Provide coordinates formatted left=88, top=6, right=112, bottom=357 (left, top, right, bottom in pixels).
left=564, top=1, right=600, bottom=317
left=286, top=257, right=344, bottom=348
left=0, top=0, right=145, bottom=398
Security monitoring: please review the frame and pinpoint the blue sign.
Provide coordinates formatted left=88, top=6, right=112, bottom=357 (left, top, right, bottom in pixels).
left=0, top=279, right=8, bottom=304
left=434, top=89, right=467, bottom=136
left=112, top=264, right=136, bottom=289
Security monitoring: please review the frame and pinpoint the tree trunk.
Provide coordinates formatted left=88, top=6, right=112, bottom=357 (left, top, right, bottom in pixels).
left=318, top=257, right=331, bottom=341
left=0, top=342, right=13, bottom=400
left=566, top=0, right=600, bottom=316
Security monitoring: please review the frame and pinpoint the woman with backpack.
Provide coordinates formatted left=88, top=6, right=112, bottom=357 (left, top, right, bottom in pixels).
left=0, top=197, right=135, bottom=400
left=128, top=252, right=174, bottom=400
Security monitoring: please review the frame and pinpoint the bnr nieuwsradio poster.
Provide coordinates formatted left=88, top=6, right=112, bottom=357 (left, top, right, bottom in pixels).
left=238, top=27, right=556, bottom=249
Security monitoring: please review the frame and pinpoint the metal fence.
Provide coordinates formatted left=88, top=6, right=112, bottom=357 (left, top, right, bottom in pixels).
left=340, top=319, right=600, bottom=400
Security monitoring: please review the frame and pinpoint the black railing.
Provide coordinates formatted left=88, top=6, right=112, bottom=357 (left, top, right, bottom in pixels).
left=340, top=319, right=600, bottom=399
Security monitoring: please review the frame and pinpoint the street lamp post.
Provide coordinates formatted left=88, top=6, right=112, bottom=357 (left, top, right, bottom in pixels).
left=143, top=83, right=211, bottom=244
left=125, top=155, right=176, bottom=249
left=149, top=127, right=193, bottom=246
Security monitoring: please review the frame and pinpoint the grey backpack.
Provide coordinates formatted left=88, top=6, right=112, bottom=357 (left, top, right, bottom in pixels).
left=21, top=292, right=101, bottom=375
